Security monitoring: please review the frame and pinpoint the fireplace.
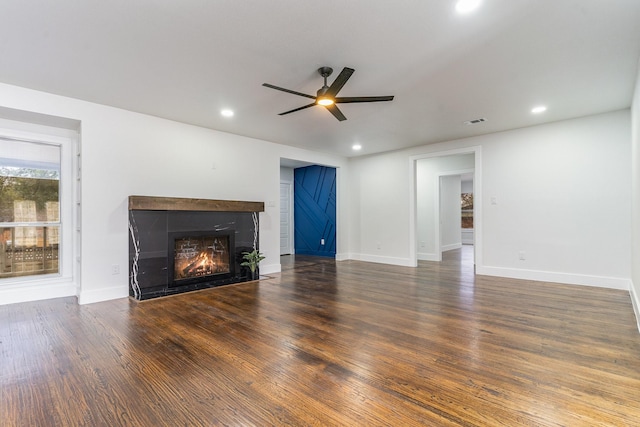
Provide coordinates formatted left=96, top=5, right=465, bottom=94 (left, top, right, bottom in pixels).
left=169, top=231, right=234, bottom=286
left=128, top=196, right=264, bottom=300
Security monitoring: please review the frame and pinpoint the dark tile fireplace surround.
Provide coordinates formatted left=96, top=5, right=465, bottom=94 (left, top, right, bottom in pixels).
left=128, top=196, right=264, bottom=301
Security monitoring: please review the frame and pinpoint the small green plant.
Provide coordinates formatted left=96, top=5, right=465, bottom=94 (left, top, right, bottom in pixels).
left=240, top=249, right=265, bottom=278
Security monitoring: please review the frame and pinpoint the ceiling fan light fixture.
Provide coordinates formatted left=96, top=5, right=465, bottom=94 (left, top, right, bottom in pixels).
left=317, top=97, right=334, bottom=106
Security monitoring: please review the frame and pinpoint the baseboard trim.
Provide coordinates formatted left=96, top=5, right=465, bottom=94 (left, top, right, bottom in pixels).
left=78, top=285, right=129, bottom=305
left=476, top=265, right=630, bottom=290
left=442, top=243, right=462, bottom=252
left=0, top=279, right=77, bottom=306
left=349, top=253, right=416, bottom=267
left=418, top=252, right=439, bottom=261
left=335, top=252, right=350, bottom=261
left=630, top=281, right=640, bottom=334
left=260, top=262, right=281, bottom=275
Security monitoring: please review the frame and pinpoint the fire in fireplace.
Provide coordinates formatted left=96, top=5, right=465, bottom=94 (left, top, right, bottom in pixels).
left=168, top=231, right=235, bottom=286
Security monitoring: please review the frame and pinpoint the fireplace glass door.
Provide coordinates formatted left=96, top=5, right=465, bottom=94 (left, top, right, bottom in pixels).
left=170, top=232, right=233, bottom=286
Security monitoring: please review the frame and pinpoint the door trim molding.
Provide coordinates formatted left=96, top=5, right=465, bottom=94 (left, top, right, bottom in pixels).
left=409, top=146, right=482, bottom=268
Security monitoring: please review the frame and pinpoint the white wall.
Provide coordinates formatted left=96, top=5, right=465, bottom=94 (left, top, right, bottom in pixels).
left=350, top=110, right=632, bottom=290
left=440, top=175, right=462, bottom=252
left=480, top=111, right=630, bottom=288
left=631, top=60, right=640, bottom=331
left=0, top=82, right=348, bottom=305
left=348, top=152, right=413, bottom=265
left=280, top=166, right=294, bottom=183
left=461, top=179, right=473, bottom=193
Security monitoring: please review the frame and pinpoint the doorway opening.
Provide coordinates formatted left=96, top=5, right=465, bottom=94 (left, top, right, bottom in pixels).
left=279, top=159, right=338, bottom=265
left=410, top=147, right=482, bottom=269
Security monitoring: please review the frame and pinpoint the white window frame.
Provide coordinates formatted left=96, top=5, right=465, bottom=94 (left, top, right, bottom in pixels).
left=0, top=124, right=78, bottom=303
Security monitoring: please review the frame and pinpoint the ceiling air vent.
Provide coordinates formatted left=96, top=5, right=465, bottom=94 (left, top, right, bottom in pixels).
left=463, top=118, right=487, bottom=125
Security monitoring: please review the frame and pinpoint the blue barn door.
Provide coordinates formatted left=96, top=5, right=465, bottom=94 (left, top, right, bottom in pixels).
left=294, top=165, right=336, bottom=257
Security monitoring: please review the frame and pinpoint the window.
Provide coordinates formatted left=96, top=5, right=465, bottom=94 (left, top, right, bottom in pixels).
left=0, top=138, right=61, bottom=279
left=461, top=192, right=473, bottom=229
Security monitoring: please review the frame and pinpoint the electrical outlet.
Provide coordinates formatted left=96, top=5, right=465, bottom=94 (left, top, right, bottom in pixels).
left=376, top=241, right=381, bottom=250
left=518, top=251, right=525, bottom=261
left=321, top=238, right=325, bottom=245
left=111, top=264, right=120, bottom=275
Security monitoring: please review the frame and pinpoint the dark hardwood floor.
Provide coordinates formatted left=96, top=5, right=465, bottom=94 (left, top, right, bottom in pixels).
left=2, top=246, right=640, bottom=426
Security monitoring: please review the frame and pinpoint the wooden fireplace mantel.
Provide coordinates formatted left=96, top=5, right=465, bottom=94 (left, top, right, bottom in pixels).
left=128, top=196, right=264, bottom=213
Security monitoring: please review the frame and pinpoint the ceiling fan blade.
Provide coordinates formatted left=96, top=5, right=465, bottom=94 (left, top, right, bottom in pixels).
left=325, top=67, right=354, bottom=98
left=278, top=103, right=316, bottom=116
left=335, top=96, right=394, bottom=103
left=325, top=104, right=347, bottom=121
left=263, top=83, right=316, bottom=100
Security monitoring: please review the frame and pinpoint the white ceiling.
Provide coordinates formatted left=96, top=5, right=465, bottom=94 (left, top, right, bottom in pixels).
left=1, top=0, right=639, bottom=157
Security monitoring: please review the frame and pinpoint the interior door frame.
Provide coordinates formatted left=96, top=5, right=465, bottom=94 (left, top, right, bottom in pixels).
left=437, top=169, right=474, bottom=260
left=279, top=181, right=294, bottom=255
left=409, top=146, right=482, bottom=267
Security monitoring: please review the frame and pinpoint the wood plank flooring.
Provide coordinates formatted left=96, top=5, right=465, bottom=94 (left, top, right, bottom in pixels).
left=2, top=246, right=640, bottom=426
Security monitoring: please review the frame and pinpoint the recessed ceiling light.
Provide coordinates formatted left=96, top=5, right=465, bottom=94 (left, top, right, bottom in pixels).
left=531, top=106, right=547, bottom=114
left=352, top=144, right=362, bottom=151
left=456, top=0, right=482, bottom=14
left=220, top=109, right=234, bottom=118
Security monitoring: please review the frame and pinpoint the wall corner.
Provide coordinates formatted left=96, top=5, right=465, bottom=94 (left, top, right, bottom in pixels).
left=630, top=281, right=640, bottom=334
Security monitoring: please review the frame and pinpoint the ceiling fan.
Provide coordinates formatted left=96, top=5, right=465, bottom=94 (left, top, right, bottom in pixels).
left=262, top=67, right=394, bottom=121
